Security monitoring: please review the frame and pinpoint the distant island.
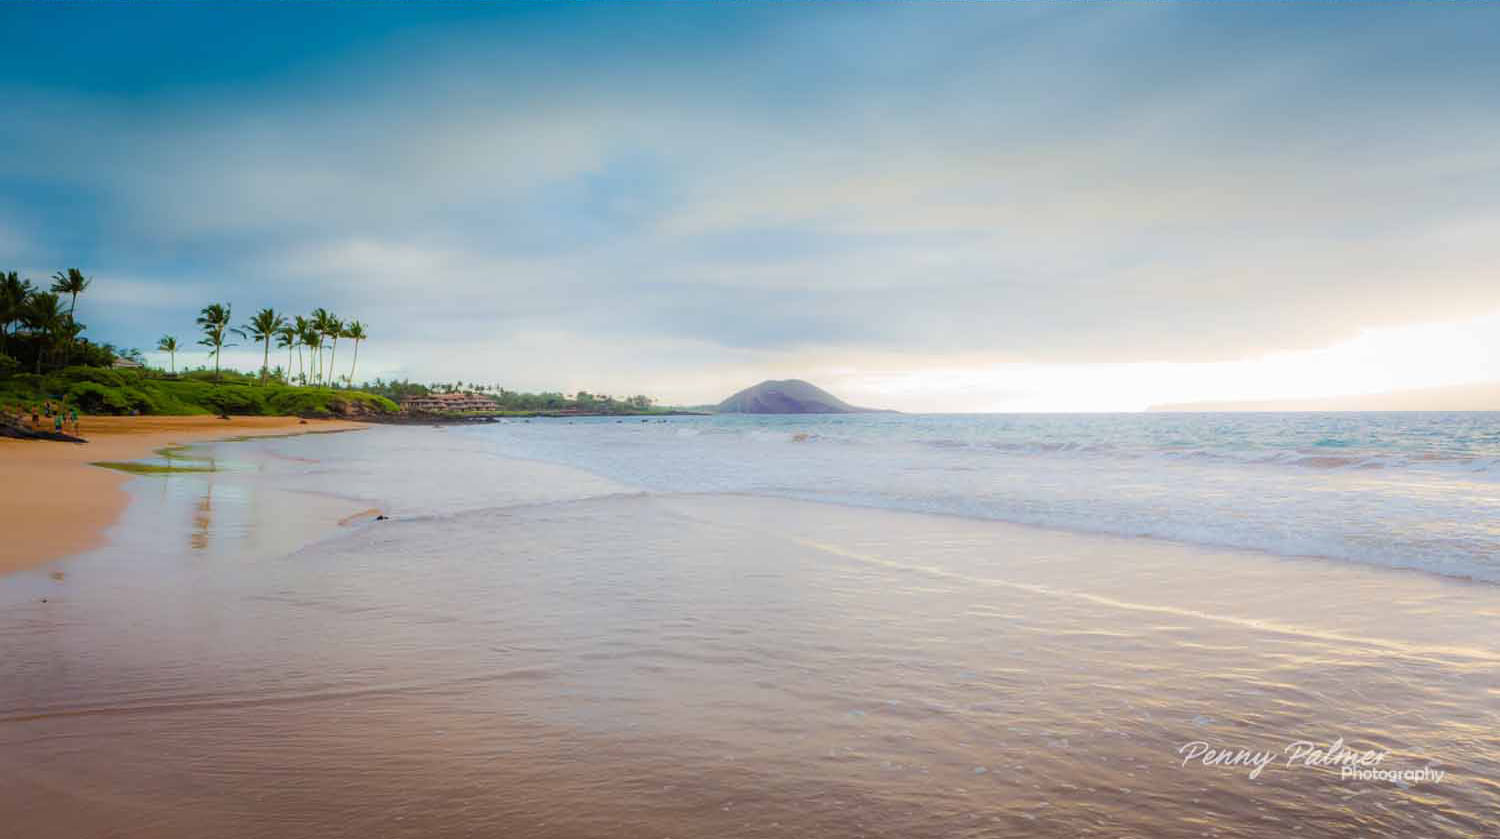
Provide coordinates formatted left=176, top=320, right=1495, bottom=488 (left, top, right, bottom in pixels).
left=1148, top=381, right=1500, bottom=412
left=716, top=379, right=888, bottom=414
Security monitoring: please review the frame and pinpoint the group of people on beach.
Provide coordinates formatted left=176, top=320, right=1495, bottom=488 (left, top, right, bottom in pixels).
left=26, top=401, right=81, bottom=435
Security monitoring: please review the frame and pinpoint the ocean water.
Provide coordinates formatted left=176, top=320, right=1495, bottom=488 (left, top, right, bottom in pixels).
left=4, top=421, right=1499, bottom=838
left=454, top=411, right=1500, bottom=582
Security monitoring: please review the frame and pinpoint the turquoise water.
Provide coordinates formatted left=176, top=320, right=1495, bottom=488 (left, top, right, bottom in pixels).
left=449, top=411, right=1500, bottom=582
left=6, top=424, right=1498, bottom=838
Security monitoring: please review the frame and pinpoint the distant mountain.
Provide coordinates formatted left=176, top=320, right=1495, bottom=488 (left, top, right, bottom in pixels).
left=716, top=379, right=887, bottom=414
left=1148, top=381, right=1500, bottom=412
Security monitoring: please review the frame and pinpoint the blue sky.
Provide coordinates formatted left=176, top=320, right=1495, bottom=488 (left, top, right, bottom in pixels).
left=4, top=2, right=1500, bottom=409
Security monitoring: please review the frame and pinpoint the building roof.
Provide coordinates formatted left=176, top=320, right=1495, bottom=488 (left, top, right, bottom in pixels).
left=399, top=392, right=496, bottom=412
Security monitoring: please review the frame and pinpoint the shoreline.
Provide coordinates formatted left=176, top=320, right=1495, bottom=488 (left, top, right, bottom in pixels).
left=6, top=475, right=1496, bottom=837
left=360, top=410, right=710, bottom=425
left=4, top=424, right=1497, bottom=836
left=0, top=415, right=366, bottom=576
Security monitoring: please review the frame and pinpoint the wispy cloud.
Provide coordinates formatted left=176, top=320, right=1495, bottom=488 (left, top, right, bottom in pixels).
left=3, top=3, right=1499, bottom=406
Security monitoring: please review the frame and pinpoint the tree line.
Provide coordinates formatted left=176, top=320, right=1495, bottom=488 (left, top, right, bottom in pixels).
left=163, top=305, right=369, bottom=386
left=0, top=268, right=110, bottom=374
left=2, top=268, right=371, bottom=390
left=358, top=378, right=656, bottom=413
left=4, top=267, right=661, bottom=414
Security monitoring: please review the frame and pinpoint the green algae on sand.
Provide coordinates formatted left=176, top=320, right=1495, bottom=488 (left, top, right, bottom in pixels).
left=90, top=461, right=218, bottom=475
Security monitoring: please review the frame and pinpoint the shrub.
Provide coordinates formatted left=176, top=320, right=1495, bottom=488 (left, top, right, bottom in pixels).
left=1, top=366, right=395, bottom=417
left=198, top=385, right=268, bottom=415
left=59, top=366, right=131, bottom=388
left=67, top=381, right=134, bottom=414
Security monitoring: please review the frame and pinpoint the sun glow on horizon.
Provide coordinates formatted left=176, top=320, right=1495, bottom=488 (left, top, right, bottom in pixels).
left=836, top=309, right=1500, bottom=413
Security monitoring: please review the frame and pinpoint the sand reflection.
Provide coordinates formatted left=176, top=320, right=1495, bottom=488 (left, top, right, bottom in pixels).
left=2, top=442, right=1496, bottom=838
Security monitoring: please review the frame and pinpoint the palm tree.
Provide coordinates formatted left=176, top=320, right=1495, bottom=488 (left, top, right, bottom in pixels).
left=291, top=315, right=312, bottom=384
left=57, top=319, right=86, bottom=366
left=301, top=328, right=322, bottom=386
left=324, top=314, right=343, bottom=387
left=276, top=323, right=298, bottom=384
left=309, top=309, right=341, bottom=386
left=47, top=269, right=92, bottom=365
left=309, top=308, right=334, bottom=385
left=22, top=292, right=64, bottom=373
left=343, top=320, right=367, bottom=386
left=196, top=303, right=242, bottom=382
left=50, top=268, right=91, bottom=321
left=156, top=335, right=179, bottom=374
left=243, top=308, right=286, bottom=384
left=0, top=271, right=35, bottom=353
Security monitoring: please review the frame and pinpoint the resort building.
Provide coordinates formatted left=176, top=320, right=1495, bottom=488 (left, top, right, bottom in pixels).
left=399, top=392, right=497, bottom=413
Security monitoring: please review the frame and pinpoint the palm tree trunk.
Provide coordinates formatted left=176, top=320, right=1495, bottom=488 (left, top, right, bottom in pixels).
left=261, top=338, right=270, bottom=384
left=170, top=351, right=175, bottom=375
left=328, top=339, right=338, bottom=388
left=348, top=339, right=360, bottom=385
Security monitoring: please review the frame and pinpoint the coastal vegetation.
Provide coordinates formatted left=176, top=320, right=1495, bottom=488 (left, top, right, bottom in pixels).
left=0, top=268, right=396, bottom=419
left=196, top=303, right=239, bottom=382
left=2, top=269, right=117, bottom=375
left=155, top=335, right=179, bottom=374
left=358, top=379, right=670, bottom=416
left=1, top=366, right=397, bottom=418
left=91, top=460, right=219, bottom=476
left=2, top=266, right=677, bottom=421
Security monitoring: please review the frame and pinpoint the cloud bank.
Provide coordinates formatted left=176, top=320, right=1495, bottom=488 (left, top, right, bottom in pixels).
left=2, top=3, right=1499, bottom=408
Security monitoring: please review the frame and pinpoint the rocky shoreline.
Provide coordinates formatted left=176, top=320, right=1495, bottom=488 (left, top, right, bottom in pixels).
left=359, top=410, right=709, bottom=425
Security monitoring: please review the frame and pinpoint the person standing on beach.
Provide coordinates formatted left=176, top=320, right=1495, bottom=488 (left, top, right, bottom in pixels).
left=70, top=408, right=80, bottom=434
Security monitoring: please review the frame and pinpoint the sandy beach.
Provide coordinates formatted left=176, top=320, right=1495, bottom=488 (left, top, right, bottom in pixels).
left=0, top=415, right=366, bottom=575
left=2, top=422, right=1496, bottom=838
left=8, top=2, right=1499, bottom=835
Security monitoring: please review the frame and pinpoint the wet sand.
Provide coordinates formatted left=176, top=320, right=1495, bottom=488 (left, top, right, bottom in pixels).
left=2, top=427, right=1497, bottom=837
left=0, top=415, right=365, bottom=574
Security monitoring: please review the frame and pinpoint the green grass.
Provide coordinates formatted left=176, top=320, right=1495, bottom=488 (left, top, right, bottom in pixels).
left=0, top=366, right=398, bottom=418
left=90, top=461, right=218, bottom=475
left=154, top=444, right=212, bottom=461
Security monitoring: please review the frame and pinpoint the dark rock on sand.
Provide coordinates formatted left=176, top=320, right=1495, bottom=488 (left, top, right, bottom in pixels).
left=0, top=422, right=86, bottom=443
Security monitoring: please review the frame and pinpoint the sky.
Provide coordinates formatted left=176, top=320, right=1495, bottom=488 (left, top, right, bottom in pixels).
left=3, top=2, right=1499, bottom=411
